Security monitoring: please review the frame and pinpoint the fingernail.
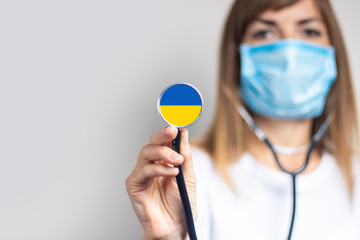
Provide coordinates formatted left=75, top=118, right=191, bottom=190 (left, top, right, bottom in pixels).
left=167, top=167, right=179, bottom=175
left=170, top=152, right=182, bottom=161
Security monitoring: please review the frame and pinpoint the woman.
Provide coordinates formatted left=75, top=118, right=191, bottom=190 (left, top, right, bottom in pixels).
left=126, top=0, right=360, bottom=239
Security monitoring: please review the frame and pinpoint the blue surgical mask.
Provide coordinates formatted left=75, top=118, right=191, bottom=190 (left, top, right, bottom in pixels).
left=239, top=39, right=337, bottom=119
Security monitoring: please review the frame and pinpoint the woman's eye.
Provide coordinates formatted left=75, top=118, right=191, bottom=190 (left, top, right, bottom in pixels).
left=304, top=29, right=321, bottom=37
left=252, top=30, right=273, bottom=39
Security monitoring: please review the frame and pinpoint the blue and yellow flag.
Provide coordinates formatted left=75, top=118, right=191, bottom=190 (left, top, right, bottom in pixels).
left=158, top=83, right=203, bottom=127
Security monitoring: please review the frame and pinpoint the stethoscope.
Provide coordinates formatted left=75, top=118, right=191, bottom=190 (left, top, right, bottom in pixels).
left=158, top=84, right=331, bottom=240
left=237, top=105, right=331, bottom=240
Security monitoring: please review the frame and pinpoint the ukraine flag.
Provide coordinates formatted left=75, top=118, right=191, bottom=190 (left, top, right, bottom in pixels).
left=158, top=83, right=203, bottom=127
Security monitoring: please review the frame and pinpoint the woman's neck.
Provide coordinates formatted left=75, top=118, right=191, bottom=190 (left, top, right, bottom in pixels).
left=254, top=114, right=312, bottom=147
left=248, top=114, right=321, bottom=174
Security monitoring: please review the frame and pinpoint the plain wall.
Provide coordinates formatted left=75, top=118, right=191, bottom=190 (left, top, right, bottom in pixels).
left=0, top=0, right=359, bottom=239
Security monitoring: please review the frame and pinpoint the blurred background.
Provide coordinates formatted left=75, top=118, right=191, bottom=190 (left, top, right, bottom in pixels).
left=0, top=0, right=359, bottom=239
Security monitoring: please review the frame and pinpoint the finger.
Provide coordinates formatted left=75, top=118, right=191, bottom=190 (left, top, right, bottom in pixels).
left=179, top=128, right=194, bottom=175
left=138, top=144, right=184, bottom=167
left=149, top=126, right=178, bottom=145
left=133, top=163, right=179, bottom=184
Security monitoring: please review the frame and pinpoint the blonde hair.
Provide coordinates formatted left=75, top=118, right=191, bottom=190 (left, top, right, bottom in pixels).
left=196, top=0, right=359, bottom=195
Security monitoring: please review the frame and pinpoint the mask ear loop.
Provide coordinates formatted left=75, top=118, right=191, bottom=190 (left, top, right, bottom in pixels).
left=222, top=85, right=333, bottom=240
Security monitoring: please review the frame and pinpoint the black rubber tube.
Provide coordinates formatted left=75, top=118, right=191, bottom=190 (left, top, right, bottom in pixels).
left=264, top=139, right=317, bottom=240
left=287, top=175, right=296, bottom=240
left=172, top=129, right=197, bottom=240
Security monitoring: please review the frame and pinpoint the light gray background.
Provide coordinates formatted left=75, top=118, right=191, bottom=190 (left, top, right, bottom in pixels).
left=0, top=0, right=359, bottom=239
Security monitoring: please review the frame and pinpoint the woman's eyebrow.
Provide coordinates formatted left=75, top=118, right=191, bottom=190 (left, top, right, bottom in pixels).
left=297, top=18, right=322, bottom=25
left=255, top=17, right=322, bottom=26
left=256, top=18, right=277, bottom=26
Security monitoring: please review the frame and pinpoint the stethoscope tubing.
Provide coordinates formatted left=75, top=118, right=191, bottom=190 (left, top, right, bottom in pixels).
left=172, top=129, right=197, bottom=240
left=263, top=137, right=318, bottom=240
left=239, top=106, right=331, bottom=240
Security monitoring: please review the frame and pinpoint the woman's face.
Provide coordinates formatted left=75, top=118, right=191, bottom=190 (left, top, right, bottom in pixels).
left=242, top=0, right=330, bottom=46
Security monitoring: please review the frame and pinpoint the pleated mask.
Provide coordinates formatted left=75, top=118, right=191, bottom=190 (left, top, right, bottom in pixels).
left=239, top=39, right=337, bottom=119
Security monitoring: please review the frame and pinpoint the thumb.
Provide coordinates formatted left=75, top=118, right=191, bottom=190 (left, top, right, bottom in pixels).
left=179, top=128, right=194, bottom=175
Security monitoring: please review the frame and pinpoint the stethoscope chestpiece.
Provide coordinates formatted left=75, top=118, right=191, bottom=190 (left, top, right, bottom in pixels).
left=156, top=83, right=202, bottom=240
left=157, top=83, right=203, bottom=128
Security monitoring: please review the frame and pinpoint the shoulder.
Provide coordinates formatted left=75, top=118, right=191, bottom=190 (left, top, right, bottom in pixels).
left=352, top=155, right=360, bottom=233
left=191, top=146, right=215, bottom=179
left=353, top=154, right=360, bottom=193
left=351, top=154, right=360, bottom=195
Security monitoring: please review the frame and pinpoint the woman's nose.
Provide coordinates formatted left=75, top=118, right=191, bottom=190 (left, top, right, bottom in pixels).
left=279, top=25, right=299, bottom=40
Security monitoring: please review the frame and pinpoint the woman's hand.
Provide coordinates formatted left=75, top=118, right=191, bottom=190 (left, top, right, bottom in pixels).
left=126, top=126, right=197, bottom=240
